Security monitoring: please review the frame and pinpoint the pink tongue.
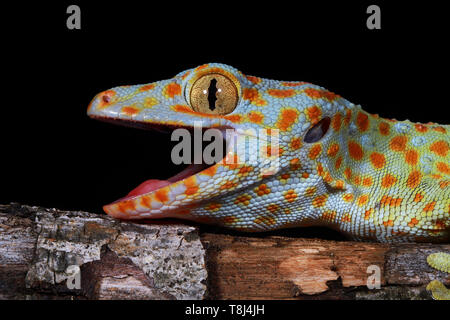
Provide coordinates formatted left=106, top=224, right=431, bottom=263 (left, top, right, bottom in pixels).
left=119, top=164, right=208, bottom=201
left=126, top=179, right=171, bottom=197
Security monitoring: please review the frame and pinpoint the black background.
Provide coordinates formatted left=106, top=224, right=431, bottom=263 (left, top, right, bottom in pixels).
left=1, top=1, right=448, bottom=239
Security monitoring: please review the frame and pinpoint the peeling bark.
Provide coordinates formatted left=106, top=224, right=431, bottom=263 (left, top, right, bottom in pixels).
left=0, top=203, right=207, bottom=300
left=0, top=203, right=448, bottom=300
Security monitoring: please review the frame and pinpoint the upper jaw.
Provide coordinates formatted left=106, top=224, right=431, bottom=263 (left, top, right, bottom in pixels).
left=87, top=85, right=244, bottom=218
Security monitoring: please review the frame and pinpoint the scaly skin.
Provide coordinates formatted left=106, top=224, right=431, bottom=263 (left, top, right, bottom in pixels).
left=87, top=63, right=449, bottom=244
left=426, top=252, right=450, bottom=300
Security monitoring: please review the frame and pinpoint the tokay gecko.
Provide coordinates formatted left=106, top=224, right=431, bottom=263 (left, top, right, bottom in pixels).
left=87, top=63, right=449, bottom=298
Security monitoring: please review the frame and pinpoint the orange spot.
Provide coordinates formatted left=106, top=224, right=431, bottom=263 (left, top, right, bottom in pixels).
left=439, top=180, right=450, bottom=189
left=331, top=112, right=342, bottom=131
left=308, top=144, right=322, bottom=160
left=172, top=104, right=224, bottom=119
left=380, top=196, right=403, bottom=207
left=414, top=124, right=428, bottom=133
left=284, top=190, right=298, bottom=202
left=357, top=194, right=369, bottom=206
left=305, top=105, right=322, bottom=125
left=363, top=177, right=373, bottom=187
left=437, top=162, right=449, bottom=175
left=405, top=150, right=419, bottom=166
left=276, top=108, right=299, bottom=131
left=343, top=109, right=352, bottom=126
left=370, top=152, right=386, bottom=169
left=224, top=114, right=243, bottom=123
left=254, top=184, right=271, bottom=196
left=248, top=111, right=264, bottom=124
left=378, top=122, right=390, bottom=136
left=324, top=172, right=334, bottom=184
left=195, top=64, right=209, bottom=71
left=140, top=196, right=151, bottom=208
left=253, top=216, right=276, bottom=226
left=429, top=140, right=449, bottom=157
left=220, top=181, right=237, bottom=190
left=413, top=193, right=424, bottom=202
left=242, top=88, right=266, bottom=106
left=164, top=82, right=181, bottom=98
left=290, top=158, right=301, bottom=171
left=238, top=166, right=253, bottom=176
left=317, top=163, right=325, bottom=176
left=356, top=112, right=369, bottom=132
left=383, top=220, right=394, bottom=227
left=348, top=141, right=364, bottom=161
left=433, top=220, right=446, bottom=232
left=390, top=136, right=408, bottom=152
left=155, top=188, right=169, bottom=203
left=302, top=172, right=309, bottom=179
left=267, top=204, right=280, bottom=213
left=184, top=177, right=199, bottom=195
left=343, top=194, right=354, bottom=202
left=406, top=171, right=421, bottom=189
left=335, top=180, right=345, bottom=189
left=408, top=218, right=419, bottom=228
left=282, top=81, right=308, bottom=87
left=172, top=104, right=200, bottom=115
left=181, top=70, right=191, bottom=80
left=245, top=75, right=261, bottom=84
left=327, top=143, right=340, bottom=157
left=433, top=126, right=446, bottom=134
left=234, top=194, right=251, bottom=206
left=305, top=186, right=317, bottom=196
left=304, top=88, right=339, bottom=101
left=267, top=88, right=296, bottom=98
left=290, top=137, right=302, bottom=150
left=144, top=97, right=159, bottom=108
left=117, top=200, right=136, bottom=213
left=321, top=210, right=337, bottom=222
left=344, top=167, right=352, bottom=180
left=381, top=174, right=397, bottom=188
left=364, top=208, right=373, bottom=220
left=206, top=203, right=222, bottom=211
left=341, top=213, right=352, bottom=223
left=139, top=84, right=156, bottom=91
left=264, top=145, right=283, bottom=157
left=121, top=106, right=139, bottom=116
left=312, top=194, right=328, bottom=208
left=353, top=175, right=361, bottom=185
left=335, top=156, right=343, bottom=169
left=223, top=216, right=239, bottom=225
left=201, top=165, right=217, bottom=177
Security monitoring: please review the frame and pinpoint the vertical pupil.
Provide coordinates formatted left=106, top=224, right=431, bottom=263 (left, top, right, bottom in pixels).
left=207, top=79, right=218, bottom=111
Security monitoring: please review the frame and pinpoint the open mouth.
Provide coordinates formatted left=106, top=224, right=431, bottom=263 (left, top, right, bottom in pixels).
left=90, top=116, right=234, bottom=204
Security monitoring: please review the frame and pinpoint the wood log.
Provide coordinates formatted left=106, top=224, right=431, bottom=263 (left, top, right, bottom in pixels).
left=0, top=203, right=448, bottom=300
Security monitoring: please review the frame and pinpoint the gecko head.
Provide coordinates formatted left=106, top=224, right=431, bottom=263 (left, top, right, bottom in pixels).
left=87, top=63, right=353, bottom=230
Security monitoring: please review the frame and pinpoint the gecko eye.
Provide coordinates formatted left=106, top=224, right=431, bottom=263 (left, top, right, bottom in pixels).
left=190, top=74, right=238, bottom=115
left=304, top=117, right=331, bottom=143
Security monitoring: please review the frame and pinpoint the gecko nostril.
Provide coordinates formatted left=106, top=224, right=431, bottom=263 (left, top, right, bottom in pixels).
left=102, top=94, right=111, bottom=103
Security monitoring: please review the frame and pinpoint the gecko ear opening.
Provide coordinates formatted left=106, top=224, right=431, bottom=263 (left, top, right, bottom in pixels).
left=304, top=117, right=331, bottom=143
